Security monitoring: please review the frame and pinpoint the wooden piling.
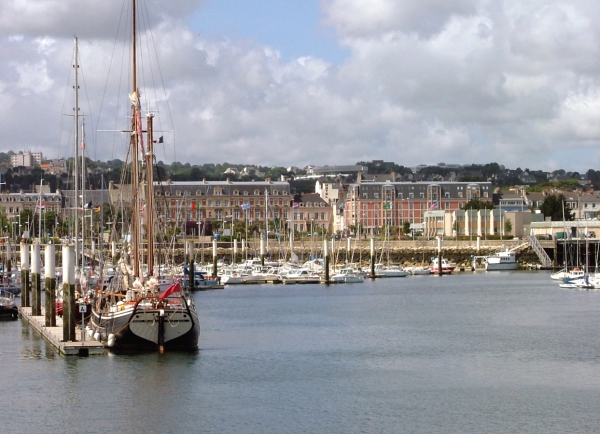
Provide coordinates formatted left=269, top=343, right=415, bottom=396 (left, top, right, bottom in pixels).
left=45, top=243, right=56, bottom=327
left=437, top=237, right=443, bottom=276
left=212, top=238, right=218, bottom=277
left=20, top=242, right=30, bottom=307
left=62, top=244, right=76, bottom=342
left=324, top=238, right=330, bottom=284
left=31, top=243, right=41, bottom=316
left=370, top=238, right=376, bottom=279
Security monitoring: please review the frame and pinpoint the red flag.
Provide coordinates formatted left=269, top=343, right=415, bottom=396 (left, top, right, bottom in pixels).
left=159, top=281, right=181, bottom=299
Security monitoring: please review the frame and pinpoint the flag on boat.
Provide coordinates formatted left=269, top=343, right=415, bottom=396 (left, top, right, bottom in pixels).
left=84, top=200, right=93, bottom=209
left=241, top=202, right=250, bottom=211
left=153, top=136, right=163, bottom=144
left=292, top=202, right=299, bottom=209
left=191, top=201, right=199, bottom=210
left=429, top=203, right=438, bottom=210
left=94, top=205, right=102, bottom=212
left=36, top=201, right=46, bottom=210
left=159, top=281, right=181, bottom=299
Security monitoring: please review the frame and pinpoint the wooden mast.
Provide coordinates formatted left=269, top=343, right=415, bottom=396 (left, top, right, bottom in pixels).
left=146, top=114, right=154, bottom=276
left=130, top=0, right=141, bottom=278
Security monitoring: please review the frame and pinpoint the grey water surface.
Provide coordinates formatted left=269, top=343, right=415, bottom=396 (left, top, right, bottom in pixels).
left=2, top=271, right=600, bottom=433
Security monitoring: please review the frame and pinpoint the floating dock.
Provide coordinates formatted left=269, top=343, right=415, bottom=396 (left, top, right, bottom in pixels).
left=19, top=307, right=105, bottom=356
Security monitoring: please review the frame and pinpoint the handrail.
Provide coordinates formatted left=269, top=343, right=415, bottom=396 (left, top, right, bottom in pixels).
left=525, top=235, right=553, bottom=267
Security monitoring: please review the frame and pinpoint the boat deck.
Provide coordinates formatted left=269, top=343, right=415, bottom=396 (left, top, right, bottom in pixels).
left=19, top=307, right=106, bottom=356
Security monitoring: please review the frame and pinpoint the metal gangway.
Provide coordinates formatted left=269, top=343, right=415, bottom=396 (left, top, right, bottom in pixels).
left=525, top=235, right=553, bottom=268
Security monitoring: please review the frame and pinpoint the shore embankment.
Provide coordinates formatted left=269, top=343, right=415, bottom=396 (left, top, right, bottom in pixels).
left=158, top=238, right=548, bottom=269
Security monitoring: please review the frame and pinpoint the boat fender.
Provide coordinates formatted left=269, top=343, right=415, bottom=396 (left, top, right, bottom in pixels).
left=107, top=334, right=116, bottom=348
left=93, top=331, right=100, bottom=341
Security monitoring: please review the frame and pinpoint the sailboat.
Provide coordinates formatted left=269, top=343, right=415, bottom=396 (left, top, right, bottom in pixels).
left=89, top=0, right=199, bottom=352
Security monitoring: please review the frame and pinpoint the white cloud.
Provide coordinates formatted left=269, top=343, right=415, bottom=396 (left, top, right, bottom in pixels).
left=1, top=0, right=600, bottom=172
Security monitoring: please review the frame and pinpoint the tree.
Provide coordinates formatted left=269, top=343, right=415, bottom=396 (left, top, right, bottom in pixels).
left=539, top=194, right=574, bottom=221
left=463, top=198, right=494, bottom=210
left=402, top=221, right=411, bottom=236
left=504, top=218, right=513, bottom=236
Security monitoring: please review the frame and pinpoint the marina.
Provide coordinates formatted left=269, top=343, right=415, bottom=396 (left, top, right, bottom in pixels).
left=4, top=271, right=600, bottom=433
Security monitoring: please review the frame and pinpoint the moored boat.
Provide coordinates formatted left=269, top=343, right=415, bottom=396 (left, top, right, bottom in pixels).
left=430, top=258, right=456, bottom=274
left=88, top=1, right=199, bottom=352
left=485, top=249, right=519, bottom=271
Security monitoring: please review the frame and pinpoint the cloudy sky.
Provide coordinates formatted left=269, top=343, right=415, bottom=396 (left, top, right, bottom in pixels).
left=1, top=0, right=600, bottom=172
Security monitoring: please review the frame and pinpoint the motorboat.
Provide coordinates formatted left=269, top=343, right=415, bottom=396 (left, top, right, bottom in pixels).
left=430, top=258, right=456, bottom=274
left=485, top=249, right=519, bottom=271
left=0, top=290, right=18, bottom=320
left=331, top=268, right=364, bottom=283
left=281, top=268, right=321, bottom=284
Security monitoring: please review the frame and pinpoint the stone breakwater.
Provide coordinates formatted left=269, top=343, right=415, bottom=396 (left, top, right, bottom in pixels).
left=165, top=244, right=542, bottom=269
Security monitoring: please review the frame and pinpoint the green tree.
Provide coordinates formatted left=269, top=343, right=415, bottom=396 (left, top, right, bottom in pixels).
left=402, top=220, right=411, bottom=236
left=463, top=198, right=494, bottom=210
left=539, top=194, right=574, bottom=221
left=504, top=218, right=513, bottom=236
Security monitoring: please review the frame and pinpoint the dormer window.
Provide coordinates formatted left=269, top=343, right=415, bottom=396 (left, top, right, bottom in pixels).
left=254, top=190, right=260, bottom=195
left=196, top=190, right=202, bottom=196
left=165, top=191, right=171, bottom=196
left=176, top=190, right=182, bottom=196
left=272, top=190, right=279, bottom=195
left=233, top=190, right=239, bottom=195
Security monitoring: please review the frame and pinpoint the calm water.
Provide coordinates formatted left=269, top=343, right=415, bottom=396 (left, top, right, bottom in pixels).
left=3, top=272, right=600, bottom=433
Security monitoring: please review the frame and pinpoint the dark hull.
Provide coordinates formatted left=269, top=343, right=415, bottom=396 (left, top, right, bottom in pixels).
left=90, top=298, right=199, bottom=352
left=0, top=305, right=19, bottom=321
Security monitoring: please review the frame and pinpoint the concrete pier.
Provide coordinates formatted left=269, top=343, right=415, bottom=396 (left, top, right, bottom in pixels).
left=19, top=306, right=104, bottom=356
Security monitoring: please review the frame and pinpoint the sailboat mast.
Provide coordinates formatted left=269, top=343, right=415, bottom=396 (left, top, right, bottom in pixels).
left=81, top=119, right=87, bottom=269
left=73, top=36, right=80, bottom=268
left=146, top=114, right=155, bottom=276
left=130, top=0, right=141, bottom=278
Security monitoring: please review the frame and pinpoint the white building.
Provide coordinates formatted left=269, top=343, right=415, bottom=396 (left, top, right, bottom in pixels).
left=11, top=151, right=43, bottom=168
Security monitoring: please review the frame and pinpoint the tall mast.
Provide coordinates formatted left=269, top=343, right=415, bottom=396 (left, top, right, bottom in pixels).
left=80, top=119, right=87, bottom=269
left=130, top=0, right=141, bottom=277
left=146, top=114, right=154, bottom=276
left=73, top=36, right=80, bottom=268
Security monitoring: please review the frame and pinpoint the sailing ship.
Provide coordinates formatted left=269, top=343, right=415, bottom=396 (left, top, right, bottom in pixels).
left=89, top=0, right=199, bottom=352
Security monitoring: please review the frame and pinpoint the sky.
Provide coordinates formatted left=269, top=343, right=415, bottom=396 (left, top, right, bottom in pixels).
left=1, top=0, right=600, bottom=173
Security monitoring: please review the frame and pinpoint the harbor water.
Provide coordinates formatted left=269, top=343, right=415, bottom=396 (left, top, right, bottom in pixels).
left=3, top=271, right=600, bottom=433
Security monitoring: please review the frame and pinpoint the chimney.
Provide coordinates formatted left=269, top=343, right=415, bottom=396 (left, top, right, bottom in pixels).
left=391, top=171, right=396, bottom=182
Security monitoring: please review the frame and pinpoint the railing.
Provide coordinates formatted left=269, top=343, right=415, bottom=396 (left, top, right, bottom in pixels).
left=525, top=235, right=553, bottom=268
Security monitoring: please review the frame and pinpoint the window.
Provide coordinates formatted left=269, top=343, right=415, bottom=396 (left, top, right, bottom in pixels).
left=321, top=212, right=325, bottom=220
left=243, top=191, right=249, bottom=196
left=233, top=190, right=239, bottom=195
left=208, top=200, right=213, bottom=207
left=176, top=190, right=182, bottom=196
left=445, top=192, right=450, bottom=198
left=273, top=190, right=279, bottom=195
left=409, top=193, right=414, bottom=199
left=283, top=210, right=288, bottom=219
left=374, top=193, right=379, bottom=199
left=445, top=202, right=450, bottom=209
left=300, top=213, right=304, bottom=220
left=254, top=190, right=260, bottom=195
left=363, top=193, right=368, bottom=199
left=420, top=193, right=425, bottom=198
left=255, top=210, right=260, bottom=219
left=398, top=193, right=403, bottom=199
left=216, top=200, right=221, bottom=207
left=196, top=190, right=202, bottom=196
